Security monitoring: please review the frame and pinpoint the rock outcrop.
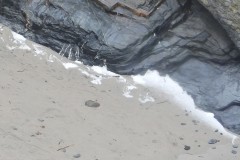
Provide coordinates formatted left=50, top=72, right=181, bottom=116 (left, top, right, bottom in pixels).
left=198, top=0, right=240, bottom=49
left=0, top=0, right=240, bottom=134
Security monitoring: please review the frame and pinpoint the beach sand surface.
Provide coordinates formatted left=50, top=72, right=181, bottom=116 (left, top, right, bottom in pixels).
left=0, top=24, right=239, bottom=160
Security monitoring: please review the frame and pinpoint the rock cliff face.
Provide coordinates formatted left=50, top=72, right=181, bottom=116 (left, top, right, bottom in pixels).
left=0, top=0, right=240, bottom=134
left=198, top=0, right=240, bottom=49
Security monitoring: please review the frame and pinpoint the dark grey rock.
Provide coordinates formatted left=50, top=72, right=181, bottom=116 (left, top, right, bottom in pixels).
left=208, top=139, right=218, bottom=144
left=85, top=100, right=100, bottom=108
left=73, top=154, right=81, bottom=158
left=233, top=144, right=239, bottom=149
left=184, top=145, right=191, bottom=150
left=231, top=150, right=237, bottom=154
left=0, top=0, right=240, bottom=134
left=197, top=0, right=240, bottom=49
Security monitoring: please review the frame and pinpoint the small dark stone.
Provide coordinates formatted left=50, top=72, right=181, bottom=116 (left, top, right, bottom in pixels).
left=73, top=154, right=81, bottom=158
left=181, top=123, right=186, bottom=126
left=214, top=129, right=218, bottom=132
left=232, top=144, right=238, bottom=148
left=85, top=100, right=100, bottom=108
left=231, top=150, right=237, bottom=154
left=184, top=145, right=191, bottom=150
left=208, top=139, right=218, bottom=144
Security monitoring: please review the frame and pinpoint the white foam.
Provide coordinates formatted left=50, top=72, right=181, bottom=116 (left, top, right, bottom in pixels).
left=123, top=85, right=137, bottom=98
left=34, top=44, right=46, bottom=55
left=11, top=31, right=26, bottom=43
left=19, top=45, right=31, bottom=50
left=132, top=70, right=237, bottom=139
left=91, top=76, right=103, bottom=85
left=62, top=63, right=79, bottom=69
left=139, top=93, right=155, bottom=103
left=91, top=66, right=118, bottom=76
left=11, top=31, right=31, bottom=50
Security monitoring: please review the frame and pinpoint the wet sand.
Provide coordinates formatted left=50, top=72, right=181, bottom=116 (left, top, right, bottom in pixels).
left=0, top=24, right=239, bottom=160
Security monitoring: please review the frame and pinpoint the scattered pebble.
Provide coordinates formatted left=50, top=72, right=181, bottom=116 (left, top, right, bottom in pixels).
left=233, top=144, right=238, bottom=148
left=12, top=127, right=18, bottom=130
left=38, top=119, right=44, bottom=122
left=36, top=131, right=42, bottom=135
left=62, top=148, right=66, bottom=153
left=181, top=123, right=186, bottom=126
left=208, top=139, right=218, bottom=144
left=214, top=129, right=218, bottom=132
left=212, top=147, right=216, bottom=149
left=231, top=150, right=237, bottom=154
left=73, top=154, right=81, bottom=158
left=192, top=120, right=199, bottom=125
left=184, top=145, right=191, bottom=150
left=85, top=100, right=100, bottom=108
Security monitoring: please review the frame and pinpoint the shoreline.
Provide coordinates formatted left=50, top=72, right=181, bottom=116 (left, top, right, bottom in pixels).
left=0, top=24, right=239, bottom=159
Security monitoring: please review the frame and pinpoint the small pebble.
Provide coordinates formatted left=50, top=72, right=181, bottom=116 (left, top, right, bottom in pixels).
left=85, top=100, right=100, bottom=108
left=36, top=131, right=42, bottom=135
left=38, top=119, right=44, bottom=122
left=233, top=144, right=238, bottom=148
left=232, top=150, right=237, bottom=154
left=208, top=139, right=218, bottom=144
left=181, top=123, right=186, bottom=126
left=73, top=154, right=81, bottom=158
left=214, top=129, right=218, bottom=132
left=184, top=145, right=191, bottom=150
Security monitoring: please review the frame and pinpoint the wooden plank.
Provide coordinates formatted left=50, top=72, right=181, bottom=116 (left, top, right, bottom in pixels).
left=95, top=0, right=164, bottom=18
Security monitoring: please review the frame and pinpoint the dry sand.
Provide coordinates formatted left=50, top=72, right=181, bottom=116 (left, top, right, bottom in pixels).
left=0, top=24, right=239, bottom=160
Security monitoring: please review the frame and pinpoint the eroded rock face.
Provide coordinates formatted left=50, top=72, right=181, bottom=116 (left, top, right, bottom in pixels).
left=198, top=0, right=240, bottom=49
left=0, top=0, right=240, bottom=134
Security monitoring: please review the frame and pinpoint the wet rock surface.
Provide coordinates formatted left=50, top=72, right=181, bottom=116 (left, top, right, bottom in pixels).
left=198, top=0, right=240, bottom=49
left=0, top=0, right=240, bottom=134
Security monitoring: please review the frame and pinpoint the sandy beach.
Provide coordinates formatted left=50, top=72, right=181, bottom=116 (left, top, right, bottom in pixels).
left=0, top=24, right=239, bottom=160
